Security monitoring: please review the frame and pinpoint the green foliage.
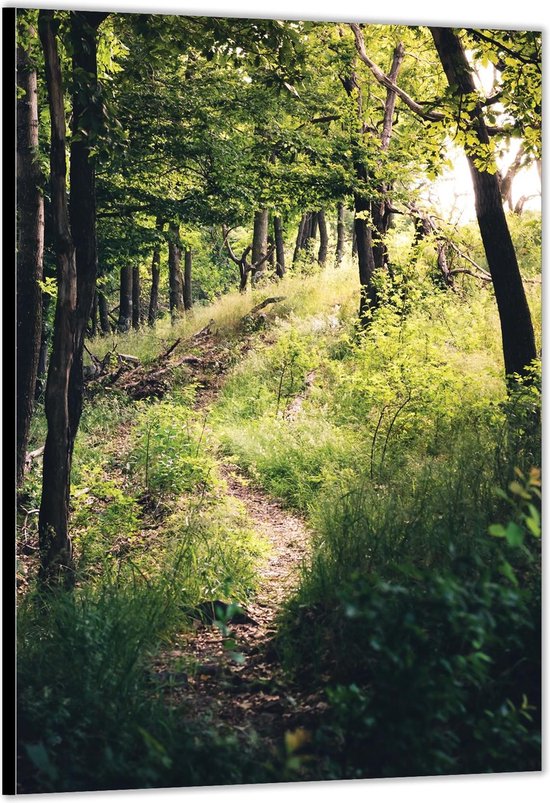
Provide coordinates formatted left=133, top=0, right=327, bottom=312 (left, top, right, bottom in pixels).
left=309, top=562, right=540, bottom=778
left=130, top=391, right=216, bottom=497
left=17, top=580, right=275, bottom=793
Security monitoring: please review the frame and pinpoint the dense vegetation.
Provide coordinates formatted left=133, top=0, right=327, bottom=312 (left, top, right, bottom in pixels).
left=15, top=8, right=541, bottom=794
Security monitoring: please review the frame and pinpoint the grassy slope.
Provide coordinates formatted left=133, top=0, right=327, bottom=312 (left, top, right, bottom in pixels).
left=17, top=235, right=541, bottom=789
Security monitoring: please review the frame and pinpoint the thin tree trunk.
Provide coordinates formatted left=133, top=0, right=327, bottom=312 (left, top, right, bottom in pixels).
left=90, top=289, right=98, bottom=336
left=168, top=222, right=185, bottom=319
left=371, top=43, right=405, bottom=270
left=335, top=203, right=345, bottom=267
left=273, top=215, right=286, bottom=277
left=118, top=265, right=133, bottom=332
left=148, top=218, right=163, bottom=325
left=132, top=265, right=141, bottom=329
left=98, top=290, right=110, bottom=333
left=37, top=10, right=77, bottom=584
left=317, top=209, right=328, bottom=266
left=183, top=249, right=193, bottom=309
left=293, top=213, right=307, bottom=265
left=252, top=208, right=269, bottom=283
left=35, top=291, right=51, bottom=400
left=430, top=27, right=536, bottom=378
left=17, top=32, right=45, bottom=485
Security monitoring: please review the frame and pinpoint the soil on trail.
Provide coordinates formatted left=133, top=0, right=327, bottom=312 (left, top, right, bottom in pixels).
left=152, top=462, right=327, bottom=745
left=144, top=320, right=328, bottom=748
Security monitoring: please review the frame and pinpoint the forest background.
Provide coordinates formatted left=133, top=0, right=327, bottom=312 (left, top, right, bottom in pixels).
left=6, top=0, right=548, bottom=800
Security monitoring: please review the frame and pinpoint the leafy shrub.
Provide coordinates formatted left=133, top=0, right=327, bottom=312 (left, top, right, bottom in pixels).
left=130, top=391, right=217, bottom=497
left=286, top=558, right=540, bottom=779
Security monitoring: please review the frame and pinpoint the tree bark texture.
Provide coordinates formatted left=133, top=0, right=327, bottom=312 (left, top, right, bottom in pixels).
left=335, top=203, right=345, bottom=267
left=17, top=34, right=44, bottom=485
left=168, top=222, right=185, bottom=318
left=68, top=10, right=107, bottom=458
left=38, top=9, right=107, bottom=584
left=148, top=218, right=163, bottom=325
left=98, top=290, right=111, bottom=333
left=293, top=213, right=307, bottom=265
left=273, top=215, right=286, bottom=277
left=132, top=265, right=141, bottom=328
left=118, top=265, right=133, bottom=331
left=38, top=10, right=78, bottom=584
left=183, top=249, right=193, bottom=310
left=251, top=208, right=269, bottom=283
left=251, top=208, right=269, bottom=265
left=317, top=210, right=328, bottom=266
left=430, top=27, right=536, bottom=378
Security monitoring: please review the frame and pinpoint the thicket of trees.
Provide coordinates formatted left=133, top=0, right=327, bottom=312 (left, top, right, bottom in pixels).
left=16, top=11, right=540, bottom=586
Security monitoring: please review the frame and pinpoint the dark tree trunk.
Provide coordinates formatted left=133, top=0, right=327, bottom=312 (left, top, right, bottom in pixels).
left=335, top=203, right=345, bottom=267
left=317, top=210, right=328, bottom=266
left=293, top=213, right=307, bottom=265
left=98, top=290, right=110, bottom=333
left=168, top=222, right=185, bottom=319
left=430, top=27, right=536, bottom=378
left=132, top=265, right=141, bottom=329
left=355, top=190, right=377, bottom=317
left=148, top=218, right=163, bottom=325
left=67, top=10, right=107, bottom=461
left=267, top=235, right=275, bottom=268
left=118, top=266, right=133, bottom=332
left=37, top=10, right=78, bottom=585
left=38, top=9, right=106, bottom=585
left=17, top=32, right=45, bottom=485
left=183, top=249, right=193, bottom=310
left=308, top=212, right=318, bottom=244
left=273, top=215, right=285, bottom=277
left=35, top=291, right=51, bottom=400
left=90, top=289, right=98, bottom=336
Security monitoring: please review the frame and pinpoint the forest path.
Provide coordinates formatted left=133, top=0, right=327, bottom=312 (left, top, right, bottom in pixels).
left=160, top=461, right=318, bottom=740
left=150, top=320, right=327, bottom=751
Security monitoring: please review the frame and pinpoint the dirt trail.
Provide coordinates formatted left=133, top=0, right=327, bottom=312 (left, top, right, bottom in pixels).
left=155, top=461, right=324, bottom=744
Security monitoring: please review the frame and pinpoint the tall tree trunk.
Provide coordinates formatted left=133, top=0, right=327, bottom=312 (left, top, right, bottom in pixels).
left=168, top=222, right=185, bottom=319
left=89, top=289, right=98, bottom=336
left=371, top=43, right=405, bottom=270
left=38, top=9, right=107, bottom=585
left=132, top=265, right=141, bottom=329
left=17, top=32, right=45, bottom=485
left=252, top=208, right=269, bottom=265
left=98, top=290, right=110, bottom=333
left=273, top=215, right=286, bottom=277
left=293, top=213, right=307, bottom=265
left=35, top=292, right=51, bottom=400
left=251, top=208, right=269, bottom=284
left=38, top=10, right=78, bottom=584
left=148, top=218, right=163, bottom=325
left=118, top=266, right=133, bottom=332
left=335, top=203, right=345, bottom=267
left=430, top=27, right=536, bottom=378
left=183, top=249, right=193, bottom=310
left=67, top=10, right=107, bottom=461
left=317, top=210, right=328, bottom=266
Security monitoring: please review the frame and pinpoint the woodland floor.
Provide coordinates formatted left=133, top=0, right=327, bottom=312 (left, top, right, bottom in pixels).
left=140, top=320, right=329, bottom=759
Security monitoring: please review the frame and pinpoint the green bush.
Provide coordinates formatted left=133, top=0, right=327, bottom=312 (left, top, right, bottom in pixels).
left=130, top=391, right=217, bottom=497
left=311, top=564, right=540, bottom=778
